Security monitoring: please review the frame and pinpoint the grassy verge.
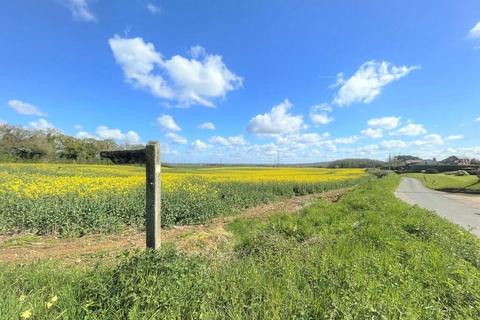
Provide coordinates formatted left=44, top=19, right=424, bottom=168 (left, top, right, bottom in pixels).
left=406, top=173, right=480, bottom=193
left=1, top=175, right=479, bottom=319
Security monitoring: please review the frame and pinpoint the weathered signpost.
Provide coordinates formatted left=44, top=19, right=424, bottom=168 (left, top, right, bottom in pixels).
left=145, top=141, right=161, bottom=249
left=100, top=141, right=161, bottom=249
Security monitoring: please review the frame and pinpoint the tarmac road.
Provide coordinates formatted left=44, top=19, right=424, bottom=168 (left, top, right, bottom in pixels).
left=395, top=177, right=480, bottom=236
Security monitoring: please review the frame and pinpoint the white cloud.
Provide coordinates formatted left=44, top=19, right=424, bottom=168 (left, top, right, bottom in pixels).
left=277, top=133, right=330, bottom=146
left=157, top=115, right=181, bottom=132
left=332, top=61, right=419, bottom=107
left=146, top=3, right=161, bottom=15
left=357, top=144, right=379, bottom=155
left=0, top=119, right=6, bottom=125
left=277, top=133, right=330, bottom=147
left=109, top=36, right=242, bottom=107
left=311, top=103, right=332, bottom=113
left=166, top=132, right=187, bottom=144
left=65, top=0, right=97, bottom=22
left=393, top=123, right=427, bottom=136
left=361, top=128, right=383, bottom=138
left=73, top=124, right=83, bottom=130
left=199, top=122, right=215, bottom=130
left=367, top=116, right=401, bottom=130
left=76, top=131, right=95, bottom=139
left=8, top=100, right=46, bottom=116
left=189, top=45, right=207, bottom=58
left=124, top=131, right=141, bottom=144
left=208, top=135, right=246, bottom=147
left=191, top=139, right=212, bottom=151
left=247, top=99, right=303, bottom=135
left=475, top=117, right=480, bottom=123
left=27, top=118, right=55, bottom=130
left=310, top=112, right=334, bottom=125
left=468, top=21, right=480, bottom=39
left=334, top=136, right=359, bottom=144
left=379, top=139, right=406, bottom=150
left=96, top=126, right=125, bottom=140
left=446, top=135, right=464, bottom=141
left=96, top=126, right=141, bottom=144
left=413, top=134, right=444, bottom=146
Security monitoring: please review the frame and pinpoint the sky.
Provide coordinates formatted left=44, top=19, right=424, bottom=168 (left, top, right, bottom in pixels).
left=1, top=0, right=480, bottom=164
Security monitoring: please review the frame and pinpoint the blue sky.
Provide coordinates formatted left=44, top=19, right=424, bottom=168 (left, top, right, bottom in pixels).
left=1, top=0, right=479, bottom=163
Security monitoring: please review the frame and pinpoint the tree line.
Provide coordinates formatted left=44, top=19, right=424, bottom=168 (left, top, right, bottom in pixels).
left=0, top=124, right=144, bottom=163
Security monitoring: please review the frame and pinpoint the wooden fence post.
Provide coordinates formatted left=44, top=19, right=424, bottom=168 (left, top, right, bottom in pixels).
left=146, top=141, right=161, bottom=249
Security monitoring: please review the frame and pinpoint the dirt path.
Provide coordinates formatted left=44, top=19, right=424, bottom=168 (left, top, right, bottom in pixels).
left=0, top=188, right=348, bottom=264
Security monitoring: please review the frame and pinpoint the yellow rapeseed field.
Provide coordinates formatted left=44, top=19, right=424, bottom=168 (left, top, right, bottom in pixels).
left=0, top=163, right=366, bottom=235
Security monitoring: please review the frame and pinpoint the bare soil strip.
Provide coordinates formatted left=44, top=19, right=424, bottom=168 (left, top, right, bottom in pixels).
left=0, top=188, right=349, bottom=264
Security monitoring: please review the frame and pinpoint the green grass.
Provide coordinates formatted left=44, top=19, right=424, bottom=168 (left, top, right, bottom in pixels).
left=406, top=173, right=480, bottom=192
left=0, top=235, right=41, bottom=249
left=1, top=176, right=479, bottom=319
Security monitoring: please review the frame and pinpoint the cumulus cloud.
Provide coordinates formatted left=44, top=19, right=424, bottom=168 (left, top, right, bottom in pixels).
left=475, top=117, right=480, bottom=123
left=310, top=113, right=334, bottom=125
left=367, top=116, right=401, bottom=130
left=191, top=139, right=212, bottom=151
left=26, top=118, right=55, bottom=130
left=0, top=119, right=5, bottom=125
left=189, top=45, right=207, bottom=58
left=75, top=126, right=142, bottom=144
left=157, top=115, right=181, bottom=132
left=334, top=136, right=359, bottom=144
left=361, top=128, right=383, bottom=138
left=8, top=100, right=46, bottom=116
left=247, top=99, right=303, bottom=135
left=166, top=132, right=187, bottom=144
left=310, top=104, right=334, bottom=125
left=312, top=103, right=333, bottom=113
left=76, top=131, right=95, bottom=139
left=379, top=139, right=406, bottom=150
left=96, top=126, right=141, bottom=144
left=446, top=135, right=464, bottom=141
left=332, top=61, right=419, bottom=107
left=277, top=133, right=330, bottom=147
left=109, top=36, right=242, bottom=107
left=199, top=122, right=215, bottom=130
left=65, top=0, right=97, bottom=22
left=413, top=134, right=444, bottom=146
left=468, top=21, right=480, bottom=39
left=393, top=123, right=427, bottom=136
left=356, top=144, right=379, bottom=155
left=146, top=3, right=161, bottom=15
left=208, top=135, right=246, bottom=147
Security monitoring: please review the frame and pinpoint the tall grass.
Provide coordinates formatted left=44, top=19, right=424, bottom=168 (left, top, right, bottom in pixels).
left=1, top=175, right=479, bottom=319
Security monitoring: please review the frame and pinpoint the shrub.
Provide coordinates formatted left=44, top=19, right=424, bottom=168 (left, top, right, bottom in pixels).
left=366, top=168, right=392, bottom=178
left=425, top=168, right=439, bottom=174
left=444, top=170, right=469, bottom=176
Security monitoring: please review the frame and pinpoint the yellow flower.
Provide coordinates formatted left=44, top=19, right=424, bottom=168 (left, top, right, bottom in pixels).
left=19, top=294, right=27, bottom=302
left=20, top=309, right=32, bottom=319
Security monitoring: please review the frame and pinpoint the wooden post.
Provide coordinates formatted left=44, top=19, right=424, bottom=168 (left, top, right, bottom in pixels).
left=146, top=141, right=161, bottom=249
